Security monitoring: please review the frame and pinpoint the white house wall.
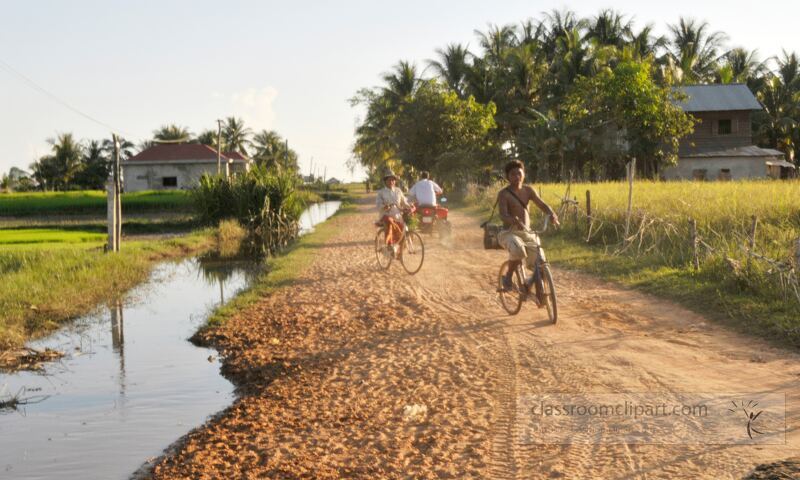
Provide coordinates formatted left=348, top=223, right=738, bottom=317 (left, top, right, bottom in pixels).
left=662, top=157, right=769, bottom=180
left=122, top=162, right=248, bottom=192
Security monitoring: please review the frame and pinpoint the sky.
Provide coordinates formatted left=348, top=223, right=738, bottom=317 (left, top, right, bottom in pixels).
left=1, top=1, right=799, bottom=182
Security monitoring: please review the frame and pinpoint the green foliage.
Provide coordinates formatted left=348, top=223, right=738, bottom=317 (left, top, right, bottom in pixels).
left=390, top=80, right=497, bottom=184
left=353, top=10, right=800, bottom=182
left=191, top=166, right=304, bottom=254
left=0, top=228, right=105, bottom=246
left=563, top=59, right=695, bottom=177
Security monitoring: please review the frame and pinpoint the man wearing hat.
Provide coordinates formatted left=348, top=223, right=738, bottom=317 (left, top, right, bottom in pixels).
left=376, top=168, right=412, bottom=256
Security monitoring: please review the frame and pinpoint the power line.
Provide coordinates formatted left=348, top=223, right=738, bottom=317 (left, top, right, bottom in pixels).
left=0, top=57, right=130, bottom=137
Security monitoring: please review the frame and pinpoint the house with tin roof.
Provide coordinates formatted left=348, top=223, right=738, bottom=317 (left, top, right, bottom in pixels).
left=663, top=84, right=792, bottom=180
left=122, top=144, right=252, bottom=192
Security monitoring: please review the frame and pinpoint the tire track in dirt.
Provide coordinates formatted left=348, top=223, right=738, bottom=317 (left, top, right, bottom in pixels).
left=143, top=197, right=800, bottom=479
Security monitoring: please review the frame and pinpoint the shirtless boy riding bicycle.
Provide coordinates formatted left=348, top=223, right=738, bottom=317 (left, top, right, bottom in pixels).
left=497, top=160, right=560, bottom=293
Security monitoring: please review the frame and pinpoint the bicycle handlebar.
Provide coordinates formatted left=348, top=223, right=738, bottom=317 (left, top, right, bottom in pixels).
left=514, top=214, right=553, bottom=235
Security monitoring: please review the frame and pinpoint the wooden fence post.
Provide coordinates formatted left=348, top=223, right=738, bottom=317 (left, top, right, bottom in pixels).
left=585, top=190, right=592, bottom=241
left=795, top=237, right=800, bottom=269
left=747, top=215, right=758, bottom=271
left=689, top=218, right=699, bottom=271
left=624, top=158, right=636, bottom=240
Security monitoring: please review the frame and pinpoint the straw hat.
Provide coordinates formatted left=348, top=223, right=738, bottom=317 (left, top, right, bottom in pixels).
left=382, top=168, right=397, bottom=180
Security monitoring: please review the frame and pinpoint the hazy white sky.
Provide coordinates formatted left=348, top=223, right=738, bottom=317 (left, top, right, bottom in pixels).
left=1, top=0, right=798, bottom=181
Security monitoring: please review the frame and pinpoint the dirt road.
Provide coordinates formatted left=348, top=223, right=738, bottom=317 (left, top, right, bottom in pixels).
left=146, top=199, right=800, bottom=479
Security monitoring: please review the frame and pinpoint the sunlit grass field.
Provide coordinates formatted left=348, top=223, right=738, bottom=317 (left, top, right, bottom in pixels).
left=0, top=228, right=106, bottom=246
left=0, top=190, right=192, bottom=216
left=466, top=179, right=800, bottom=346
left=470, top=179, right=800, bottom=262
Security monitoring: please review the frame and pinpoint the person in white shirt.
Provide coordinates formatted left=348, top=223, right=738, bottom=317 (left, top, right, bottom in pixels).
left=408, top=171, right=443, bottom=207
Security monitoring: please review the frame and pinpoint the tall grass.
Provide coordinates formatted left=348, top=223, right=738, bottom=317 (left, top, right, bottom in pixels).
left=191, top=167, right=305, bottom=254
left=469, top=179, right=800, bottom=262
left=467, top=179, right=800, bottom=328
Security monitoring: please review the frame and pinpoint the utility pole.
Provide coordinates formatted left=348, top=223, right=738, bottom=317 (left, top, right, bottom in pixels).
left=216, top=119, right=223, bottom=175
left=115, top=135, right=121, bottom=250
left=107, top=133, right=122, bottom=252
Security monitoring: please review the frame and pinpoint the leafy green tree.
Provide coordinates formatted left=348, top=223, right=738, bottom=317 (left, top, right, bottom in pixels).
left=72, top=140, right=110, bottom=189
left=668, top=17, right=727, bottom=83
left=195, top=129, right=218, bottom=147
left=221, top=117, right=252, bottom=155
left=564, top=59, right=695, bottom=178
left=389, top=80, right=497, bottom=184
left=29, top=133, right=84, bottom=190
left=586, top=9, right=632, bottom=49
left=153, top=124, right=191, bottom=142
left=428, top=43, right=472, bottom=99
left=252, top=130, right=298, bottom=171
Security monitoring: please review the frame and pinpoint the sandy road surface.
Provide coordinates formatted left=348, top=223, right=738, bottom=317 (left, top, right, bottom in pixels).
left=146, top=199, right=800, bottom=479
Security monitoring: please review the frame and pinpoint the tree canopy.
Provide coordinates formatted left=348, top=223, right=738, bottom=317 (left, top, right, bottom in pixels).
left=351, top=10, right=800, bottom=183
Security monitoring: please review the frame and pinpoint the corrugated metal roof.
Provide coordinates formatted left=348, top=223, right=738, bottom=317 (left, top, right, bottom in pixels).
left=673, top=84, right=762, bottom=112
left=681, top=145, right=785, bottom=158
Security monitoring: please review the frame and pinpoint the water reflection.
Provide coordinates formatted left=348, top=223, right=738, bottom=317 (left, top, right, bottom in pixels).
left=299, top=200, right=342, bottom=235
left=110, top=299, right=126, bottom=396
left=0, top=200, right=341, bottom=479
left=0, top=259, right=254, bottom=479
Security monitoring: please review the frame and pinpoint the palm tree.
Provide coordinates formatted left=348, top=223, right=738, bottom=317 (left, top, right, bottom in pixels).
left=537, top=9, right=587, bottom=61
left=776, top=50, right=800, bottom=91
left=152, top=124, right=191, bottom=142
left=29, top=133, right=83, bottom=190
left=586, top=9, right=632, bottom=49
left=474, top=24, right=518, bottom=66
left=101, top=137, right=135, bottom=161
left=716, top=48, right=767, bottom=87
left=668, top=17, right=727, bottom=83
left=74, top=140, right=109, bottom=189
left=195, top=129, right=217, bottom=147
left=428, top=43, right=472, bottom=98
left=221, top=117, right=252, bottom=155
left=252, top=130, right=285, bottom=170
left=626, top=24, right=667, bottom=61
left=381, top=61, right=419, bottom=111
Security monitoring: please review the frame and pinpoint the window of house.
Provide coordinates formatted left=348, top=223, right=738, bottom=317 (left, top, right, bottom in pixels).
left=162, top=176, right=178, bottom=188
left=692, top=169, right=707, bottom=181
left=718, top=168, right=732, bottom=181
left=718, top=119, right=732, bottom=135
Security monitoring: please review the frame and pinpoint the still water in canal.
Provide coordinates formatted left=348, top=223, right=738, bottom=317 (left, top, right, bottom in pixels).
left=0, top=200, right=341, bottom=479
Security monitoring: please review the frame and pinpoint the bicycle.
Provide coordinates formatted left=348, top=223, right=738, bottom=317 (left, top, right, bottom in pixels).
left=496, top=217, right=557, bottom=323
left=374, top=206, right=425, bottom=275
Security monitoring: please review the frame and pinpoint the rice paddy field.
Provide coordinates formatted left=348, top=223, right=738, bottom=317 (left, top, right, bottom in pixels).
left=0, top=190, right=192, bottom=216
left=0, top=228, right=106, bottom=246
left=466, top=179, right=800, bottom=345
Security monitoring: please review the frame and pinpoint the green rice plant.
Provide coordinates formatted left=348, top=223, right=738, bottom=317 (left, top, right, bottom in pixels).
left=0, top=228, right=105, bottom=245
left=0, top=190, right=192, bottom=216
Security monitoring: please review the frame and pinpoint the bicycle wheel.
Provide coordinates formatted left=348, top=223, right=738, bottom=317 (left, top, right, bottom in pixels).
left=540, top=263, right=558, bottom=323
left=400, top=231, right=425, bottom=274
left=498, top=261, right=524, bottom=315
left=374, top=228, right=393, bottom=270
